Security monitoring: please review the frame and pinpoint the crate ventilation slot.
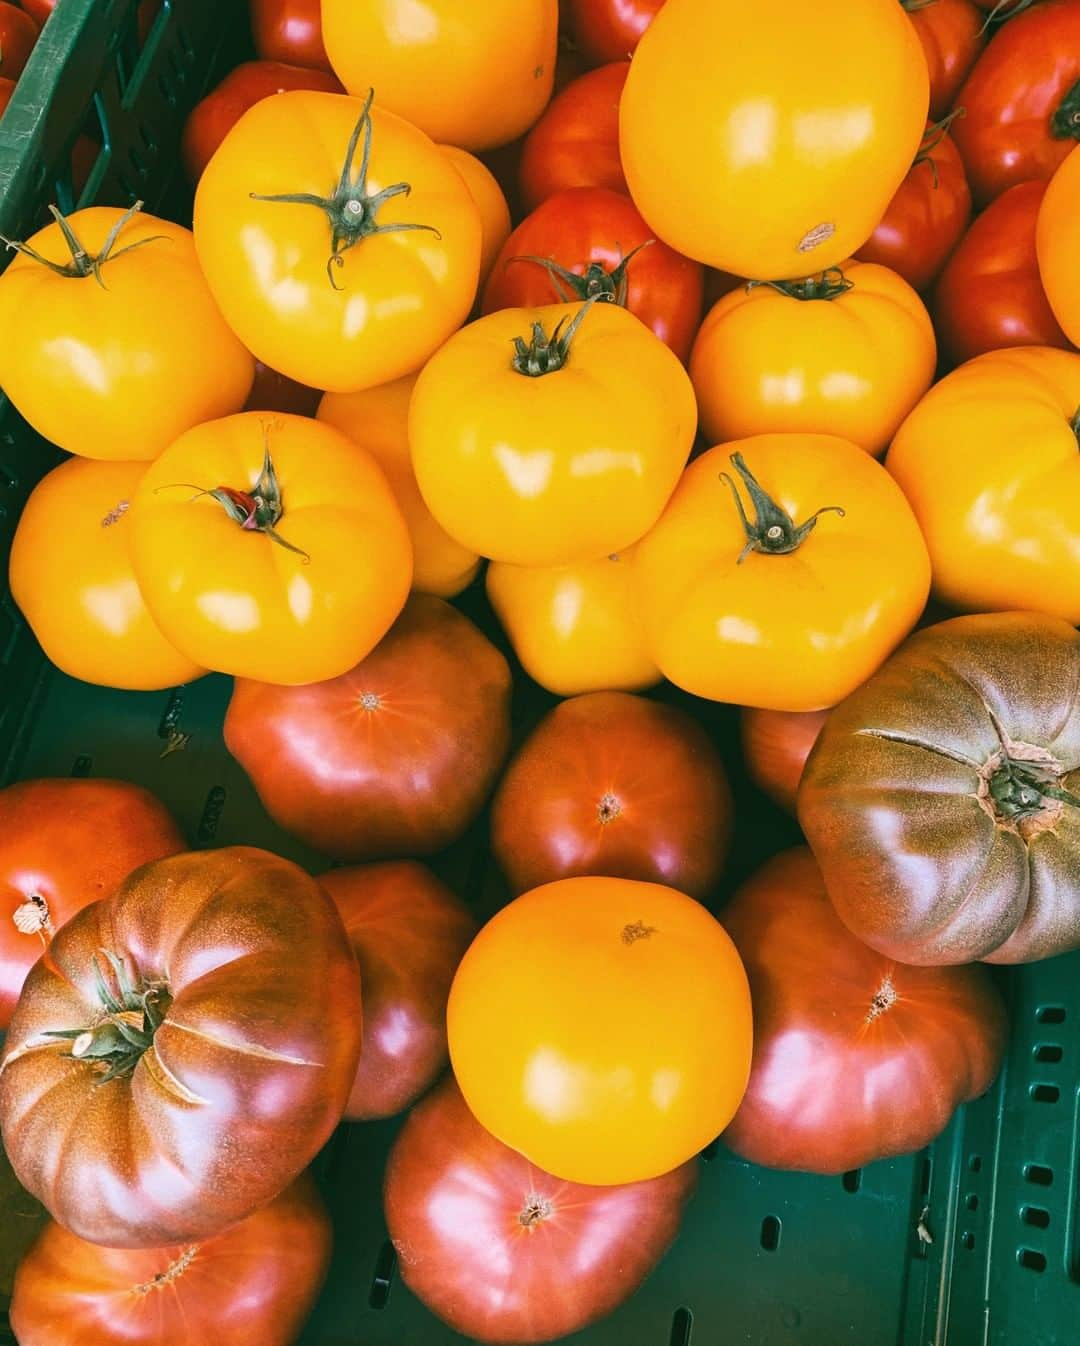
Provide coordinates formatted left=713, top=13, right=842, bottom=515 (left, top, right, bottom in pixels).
left=1018, top=1248, right=1047, bottom=1273
left=1030, top=1084, right=1060, bottom=1104
left=1025, top=1164, right=1053, bottom=1187
left=668, top=1307, right=693, bottom=1346
left=1022, top=1206, right=1050, bottom=1230
left=760, top=1215, right=781, bottom=1252
left=1036, top=1006, right=1066, bottom=1024
left=841, top=1169, right=861, bottom=1193
left=368, top=1240, right=397, bottom=1310
left=1034, top=1044, right=1063, bottom=1063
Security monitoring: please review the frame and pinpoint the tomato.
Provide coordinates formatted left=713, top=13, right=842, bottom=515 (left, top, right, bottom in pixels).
left=933, top=180, right=1071, bottom=364
left=886, top=346, right=1080, bottom=621
left=721, top=848, right=1007, bottom=1173
left=193, top=91, right=481, bottom=394
left=410, top=300, right=696, bottom=566
left=634, top=435, right=931, bottom=711
left=385, top=1077, right=696, bottom=1345
left=320, top=863, right=477, bottom=1120
left=10, top=1176, right=331, bottom=1346
left=620, top=0, right=928, bottom=279
left=322, top=0, right=558, bottom=151
left=565, top=0, right=665, bottom=64
left=902, top=0, right=985, bottom=119
left=482, top=187, right=704, bottom=362
left=951, top=0, right=1080, bottom=207
left=492, top=692, right=732, bottom=898
left=486, top=545, right=660, bottom=696
left=21, top=0, right=159, bottom=40
left=518, top=62, right=628, bottom=212
left=0, top=779, right=182, bottom=1032
left=689, top=262, right=936, bottom=455
left=799, top=612, right=1080, bottom=965
left=741, top=707, right=829, bottom=814
left=181, top=60, right=342, bottom=183
left=0, top=2, right=37, bottom=80
left=855, top=118, right=971, bottom=291
left=250, top=0, right=331, bottom=70
left=0, top=846, right=361, bottom=1247
left=318, top=377, right=479, bottom=598
left=224, top=596, right=511, bottom=858
left=0, top=206, right=253, bottom=460
left=128, top=412, right=412, bottom=684
left=439, top=144, right=512, bottom=287
left=1037, top=143, right=1080, bottom=346
left=244, top=360, right=321, bottom=417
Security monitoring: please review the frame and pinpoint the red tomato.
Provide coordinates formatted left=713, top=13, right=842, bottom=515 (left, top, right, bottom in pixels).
left=19, top=0, right=158, bottom=39
left=856, top=117, right=971, bottom=291
left=0, top=779, right=183, bottom=1031
left=243, top=359, right=321, bottom=416
left=932, top=179, right=1073, bottom=364
left=0, top=73, right=14, bottom=112
left=181, top=61, right=342, bottom=183
left=721, top=848, right=1008, bottom=1173
left=481, top=186, right=703, bottom=361
left=0, top=2, right=38, bottom=81
left=250, top=0, right=331, bottom=71
left=320, top=863, right=477, bottom=1120
left=741, top=707, right=829, bottom=814
left=384, top=1076, right=697, bottom=1345
left=951, top=0, right=1080, bottom=206
left=903, top=0, right=985, bottom=120
left=565, top=0, right=665, bottom=64
left=518, top=62, right=628, bottom=211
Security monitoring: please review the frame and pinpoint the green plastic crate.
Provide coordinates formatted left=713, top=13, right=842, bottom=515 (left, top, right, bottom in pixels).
left=0, top=5, right=1077, bottom=1343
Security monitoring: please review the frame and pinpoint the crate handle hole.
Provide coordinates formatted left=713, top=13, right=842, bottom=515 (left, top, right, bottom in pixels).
left=668, top=1307, right=693, bottom=1346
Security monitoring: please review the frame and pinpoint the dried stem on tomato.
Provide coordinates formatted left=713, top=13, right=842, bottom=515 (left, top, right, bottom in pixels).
left=0, top=201, right=164, bottom=288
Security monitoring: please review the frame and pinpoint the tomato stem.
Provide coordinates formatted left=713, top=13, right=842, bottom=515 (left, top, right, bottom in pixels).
left=507, top=239, right=654, bottom=308
left=1052, top=76, right=1080, bottom=141
left=987, top=758, right=1080, bottom=820
left=0, top=200, right=165, bottom=288
left=914, top=108, right=965, bottom=186
left=745, top=268, right=853, bottom=302
left=978, top=0, right=1039, bottom=34
left=1071, top=405, right=1080, bottom=443
left=510, top=296, right=600, bottom=376
left=720, top=452, right=845, bottom=564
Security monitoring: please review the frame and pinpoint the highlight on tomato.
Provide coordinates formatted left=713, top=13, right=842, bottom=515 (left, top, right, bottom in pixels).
left=250, top=0, right=331, bottom=70
left=518, top=62, right=629, bottom=211
left=1037, top=143, right=1080, bottom=347
left=901, top=0, right=985, bottom=119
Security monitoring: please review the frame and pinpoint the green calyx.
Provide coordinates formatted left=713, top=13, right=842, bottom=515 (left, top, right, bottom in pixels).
left=987, top=758, right=1080, bottom=821
left=250, top=88, right=441, bottom=291
left=1052, top=77, right=1080, bottom=140
left=508, top=240, right=655, bottom=308
left=511, top=296, right=599, bottom=377
left=747, top=267, right=853, bottom=302
left=720, top=452, right=845, bottom=564
left=0, top=200, right=164, bottom=288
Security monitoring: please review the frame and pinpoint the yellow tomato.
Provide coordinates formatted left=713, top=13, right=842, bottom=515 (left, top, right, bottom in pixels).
left=128, top=412, right=413, bottom=684
left=886, top=347, right=1080, bottom=622
left=322, top=0, right=559, bottom=151
left=634, top=434, right=931, bottom=711
left=1036, top=144, right=1080, bottom=347
left=447, top=876, right=753, bottom=1185
left=690, top=263, right=936, bottom=456
left=0, top=206, right=252, bottom=460
left=10, top=459, right=205, bottom=691
left=194, top=91, right=481, bottom=393
left=317, top=375, right=480, bottom=598
left=410, top=300, right=697, bottom=565
left=439, top=144, right=512, bottom=287
left=486, top=547, right=660, bottom=696
left=619, top=0, right=929, bottom=278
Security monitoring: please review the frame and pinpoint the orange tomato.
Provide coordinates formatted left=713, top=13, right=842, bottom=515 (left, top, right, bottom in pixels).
left=1036, top=144, right=1080, bottom=347
left=619, top=0, right=929, bottom=278
left=438, top=144, right=512, bottom=288
left=317, top=375, right=480, bottom=598
left=689, top=262, right=936, bottom=456
left=447, top=875, right=753, bottom=1185
left=886, top=347, right=1080, bottom=622
left=633, top=435, right=931, bottom=710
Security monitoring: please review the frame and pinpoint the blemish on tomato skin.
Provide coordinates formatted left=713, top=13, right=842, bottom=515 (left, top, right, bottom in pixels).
left=622, top=920, right=658, bottom=945
left=797, top=221, right=835, bottom=253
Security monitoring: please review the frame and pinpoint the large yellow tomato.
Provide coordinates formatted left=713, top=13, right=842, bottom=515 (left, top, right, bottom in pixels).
left=193, top=91, right=481, bottom=393
left=10, top=459, right=205, bottom=691
left=690, top=263, right=936, bottom=457
left=619, top=0, right=929, bottom=278
left=486, top=547, right=660, bottom=696
left=886, top=347, right=1080, bottom=622
left=439, top=144, right=512, bottom=287
left=1036, top=144, right=1080, bottom=347
left=322, top=0, right=558, bottom=151
left=410, top=300, right=697, bottom=565
left=127, top=412, right=412, bottom=684
left=447, top=876, right=753, bottom=1185
left=317, top=375, right=480, bottom=598
left=0, top=206, right=252, bottom=460
left=634, top=434, right=931, bottom=711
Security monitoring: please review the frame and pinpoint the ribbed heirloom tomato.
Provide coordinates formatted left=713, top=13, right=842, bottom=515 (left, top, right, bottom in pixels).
left=518, top=63, right=629, bottom=211
left=1037, top=144, right=1080, bottom=346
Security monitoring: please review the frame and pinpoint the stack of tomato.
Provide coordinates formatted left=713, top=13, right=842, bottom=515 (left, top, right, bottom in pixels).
left=0, top=0, right=1076, bottom=1342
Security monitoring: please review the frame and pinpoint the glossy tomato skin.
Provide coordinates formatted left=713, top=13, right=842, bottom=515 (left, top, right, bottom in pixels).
left=439, top=144, right=512, bottom=287
left=322, top=0, right=558, bottom=151
left=251, top=0, right=331, bottom=70
left=194, top=91, right=481, bottom=394
left=320, top=863, right=477, bottom=1120
left=722, top=848, right=1007, bottom=1173
left=0, top=779, right=183, bottom=1031
left=0, top=208, right=253, bottom=460
left=903, top=0, right=985, bottom=120
left=856, top=125, right=971, bottom=291
left=933, top=180, right=1071, bottom=364
left=634, top=435, right=932, bottom=711
left=566, top=0, right=665, bottom=63
left=486, top=545, right=661, bottom=696
left=492, top=692, right=732, bottom=898
left=0, top=2, right=38, bottom=81
left=448, top=875, right=753, bottom=1185
left=9, top=1176, right=331, bottom=1346
left=128, top=412, right=412, bottom=685
left=690, top=262, right=936, bottom=455
left=0, top=847, right=362, bottom=1247
left=482, top=186, right=704, bottom=362
left=318, top=377, right=480, bottom=598
left=410, top=301, right=697, bottom=567
left=887, top=347, right=1080, bottom=621
left=518, top=63, right=628, bottom=211
left=385, top=1077, right=696, bottom=1345
left=1037, top=144, right=1080, bottom=346
left=800, top=613, right=1080, bottom=966
left=741, top=708, right=829, bottom=814
left=951, top=0, right=1080, bottom=207
left=224, top=596, right=512, bottom=859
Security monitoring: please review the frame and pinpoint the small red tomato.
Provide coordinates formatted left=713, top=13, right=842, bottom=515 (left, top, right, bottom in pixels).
left=250, top=0, right=331, bottom=70
left=518, top=62, right=628, bottom=211
left=243, top=359, right=321, bottom=416
left=20, top=0, right=158, bottom=39
left=741, top=707, right=829, bottom=814
left=902, top=0, right=985, bottom=120
left=565, top=0, right=665, bottom=65
left=0, top=2, right=38, bottom=81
